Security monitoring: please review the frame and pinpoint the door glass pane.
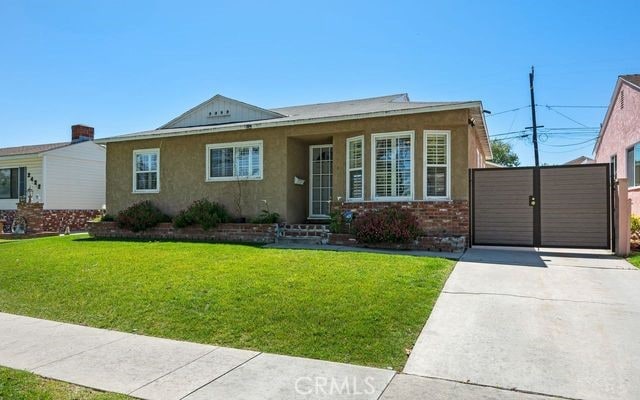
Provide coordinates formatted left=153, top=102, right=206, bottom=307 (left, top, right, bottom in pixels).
left=310, top=146, right=333, bottom=216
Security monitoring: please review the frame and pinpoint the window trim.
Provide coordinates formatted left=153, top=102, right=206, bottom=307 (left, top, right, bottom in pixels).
left=205, top=140, right=264, bottom=182
left=132, top=148, right=160, bottom=194
left=627, top=143, right=640, bottom=189
left=346, top=135, right=364, bottom=202
left=370, top=130, right=415, bottom=202
left=424, top=130, right=451, bottom=200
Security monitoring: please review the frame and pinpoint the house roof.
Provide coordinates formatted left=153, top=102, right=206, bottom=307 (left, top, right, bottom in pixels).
left=594, top=74, right=640, bottom=155
left=564, top=155, right=595, bottom=165
left=96, top=93, right=492, bottom=158
left=621, top=74, right=640, bottom=88
left=0, top=142, right=70, bottom=157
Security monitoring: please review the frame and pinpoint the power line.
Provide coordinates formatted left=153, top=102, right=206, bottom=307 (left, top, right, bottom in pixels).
left=486, top=105, right=531, bottom=116
left=540, top=137, right=597, bottom=147
left=543, top=105, right=589, bottom=127
left=542, top=105, right=607, bottom=109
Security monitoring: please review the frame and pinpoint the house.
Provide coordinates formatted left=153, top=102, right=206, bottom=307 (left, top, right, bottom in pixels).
left=96, top=93, right=491, bottom=241
left=0, top=125, right=106, bottom=233
left=564, top=155, right=594, bottom=165
left=594, top=74, right=640, bottom=213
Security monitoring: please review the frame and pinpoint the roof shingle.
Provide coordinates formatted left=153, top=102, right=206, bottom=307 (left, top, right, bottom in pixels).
left=0, top=142, right=70, bottom=157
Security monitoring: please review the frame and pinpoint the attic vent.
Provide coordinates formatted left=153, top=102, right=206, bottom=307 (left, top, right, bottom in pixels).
left=620, top=90, right=625, bottom=110
left=208, top=110, right=231, bottom=118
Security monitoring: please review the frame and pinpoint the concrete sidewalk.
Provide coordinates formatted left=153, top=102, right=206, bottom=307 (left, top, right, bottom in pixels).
left=0, top=312, right=394, bottom=399
left=404, top=247, right=640, bottom=400
left=1, top=312, right=563, bottom=399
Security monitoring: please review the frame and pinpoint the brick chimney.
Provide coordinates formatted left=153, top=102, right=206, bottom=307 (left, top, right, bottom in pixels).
left=71, top=125, right=94, bottom=142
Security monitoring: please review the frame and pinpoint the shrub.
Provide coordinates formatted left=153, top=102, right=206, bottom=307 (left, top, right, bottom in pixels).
left=632, top=215, right=640, bottom=235
left=329, top=210, right=355, bottom=233
left=352, top=206, right=421, bottom=243
left=101, top=214, right=115, bottom=222
left=116, top=201, right=169, bottom=232
left=251, top=210, right=280, bottom=224
left=173, top=199, right=230, bottom=230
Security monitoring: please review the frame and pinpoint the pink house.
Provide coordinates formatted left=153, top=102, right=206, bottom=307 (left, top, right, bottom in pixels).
left=594, top=74, right=640, bottom=214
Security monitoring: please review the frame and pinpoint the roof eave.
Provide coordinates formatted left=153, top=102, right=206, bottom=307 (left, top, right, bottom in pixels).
left=96, top=101, right=487, bottom=145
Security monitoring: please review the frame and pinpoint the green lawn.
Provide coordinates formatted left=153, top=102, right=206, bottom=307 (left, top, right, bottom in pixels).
left=0, top=235, right=454, bottom=370
left=0, top=367, right=128, bottom=400
left=626, top=253, right=640, bottom=269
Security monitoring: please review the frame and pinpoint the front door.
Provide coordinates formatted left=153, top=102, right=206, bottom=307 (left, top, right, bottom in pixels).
left=309, top=145, right=333, bottom=219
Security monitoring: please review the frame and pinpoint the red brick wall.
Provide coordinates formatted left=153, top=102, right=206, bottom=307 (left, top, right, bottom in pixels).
left=15, top=203, right=44, bottom=233
left=335, top=200, right=469, bottom=237
left=88, top=222, right=277, bottom=243
left=1, top=205, right=101, bottom=233
left=43, top=210, right=102, bottom=232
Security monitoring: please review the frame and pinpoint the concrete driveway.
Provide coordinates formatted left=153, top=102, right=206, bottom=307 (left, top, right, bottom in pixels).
left=403, top=247, right=640, bottom=400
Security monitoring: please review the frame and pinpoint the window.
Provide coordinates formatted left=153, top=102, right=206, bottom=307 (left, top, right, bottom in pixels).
left=206, top=140, right=263, bottom=181
left=371, top=131, right=413, bottom=200
left=133, top=149, right=159, bottom=193
left=0, top=167, right=26, bottom=199
left=425, top=131, right=451, bottom=199
left=627, top=144, right=640, bottom=187
left=611, top=154, right=617, bottom=181
left=346, top=136, right=364, bottom=201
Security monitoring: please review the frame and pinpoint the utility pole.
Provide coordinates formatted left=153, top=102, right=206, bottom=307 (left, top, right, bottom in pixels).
left=529, top=66, right=540, bottom=166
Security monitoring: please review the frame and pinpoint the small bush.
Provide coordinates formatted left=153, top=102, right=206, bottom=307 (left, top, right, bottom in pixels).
left=101, top=214, right=115, bottom=222
left=632, top=215, right=640, bottom=235
left=251, top=210, right=280, bottom=224
left=173, top=199, right=230, bottom=230
left=329, top=210, right=355, bottom=233
left=116, top=201, right=169, bottom=232
left=352, top=206, right=421, bottom=243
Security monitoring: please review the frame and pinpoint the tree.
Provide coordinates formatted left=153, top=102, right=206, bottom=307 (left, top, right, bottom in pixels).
left=490, top=140, right=520, bottom=167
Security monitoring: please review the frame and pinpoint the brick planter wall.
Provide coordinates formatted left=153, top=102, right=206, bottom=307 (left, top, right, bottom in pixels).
left=335, top=200, right=469, bottom=237
left=43, top=210, right=102, bottom=232
left=328, top=233, right=466, bottom=252
left=1, top=204, right=101, bottom=234
left=88, top=222, right=278, bottom=243
left=330, top=200, right=469, bottom=252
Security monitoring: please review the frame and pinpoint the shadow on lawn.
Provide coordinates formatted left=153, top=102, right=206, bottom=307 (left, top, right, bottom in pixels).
left=71, top=236, right=265, bottom=248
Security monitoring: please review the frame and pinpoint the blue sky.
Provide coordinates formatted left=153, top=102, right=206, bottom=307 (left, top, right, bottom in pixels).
left=1, top=0, right=638, bottom=165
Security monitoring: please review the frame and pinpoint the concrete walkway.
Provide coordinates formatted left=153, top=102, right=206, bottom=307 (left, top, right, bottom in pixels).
left=1, top=312, right=563, bottom=399
left=404, top=247, right=640, bottom=400
left=0, top=312, right=394, bottom=399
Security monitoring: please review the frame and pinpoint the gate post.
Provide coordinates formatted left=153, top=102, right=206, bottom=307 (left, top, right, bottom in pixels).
left=615, top=178, right=631, bottom=257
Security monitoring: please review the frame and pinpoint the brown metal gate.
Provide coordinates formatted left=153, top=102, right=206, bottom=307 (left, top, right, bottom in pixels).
left=471, top=164, right=611, bottom=249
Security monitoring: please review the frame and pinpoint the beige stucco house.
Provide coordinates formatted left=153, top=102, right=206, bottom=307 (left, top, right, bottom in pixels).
left=97, top=93, right=491, bottom=238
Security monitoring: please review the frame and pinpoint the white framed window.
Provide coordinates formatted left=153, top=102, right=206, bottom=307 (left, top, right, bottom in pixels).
left=371, top=131, right=414, bottom=201
left=346, top=136, right=364, bottom=201
left=206, top=140, right=263, bottom=182
left=133, top=149, right=160, bottom=193
left=0, top=167, right=26, bottom=199
left=424, top=130, right=451, bottom=199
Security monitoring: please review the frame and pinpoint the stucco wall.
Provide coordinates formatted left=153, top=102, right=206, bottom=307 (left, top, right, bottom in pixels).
left=595, top=81, right=640, bottom=214
left=106, top=110, right=473, bottom=222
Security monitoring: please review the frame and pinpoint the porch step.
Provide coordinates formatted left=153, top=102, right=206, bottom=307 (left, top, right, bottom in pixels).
left=281, top=224, right=330, bottom=238
left=276, top=236, right=326, bottom=245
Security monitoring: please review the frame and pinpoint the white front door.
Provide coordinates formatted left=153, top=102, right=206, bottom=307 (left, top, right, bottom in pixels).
left=309, top=145, right=333, bottom=219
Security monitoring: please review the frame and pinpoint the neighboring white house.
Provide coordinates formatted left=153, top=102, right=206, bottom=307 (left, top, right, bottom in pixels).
left=0, top=125, right=105, bottom=233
